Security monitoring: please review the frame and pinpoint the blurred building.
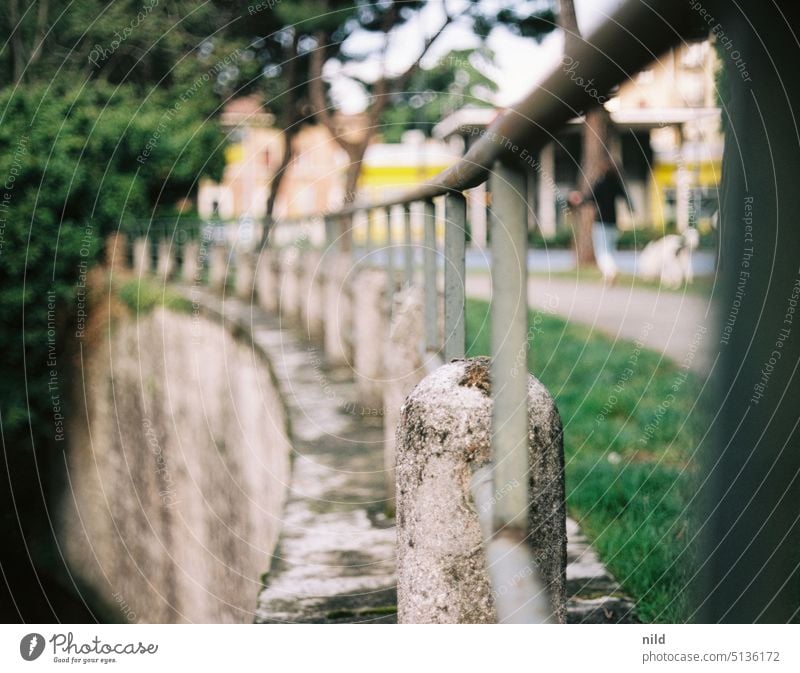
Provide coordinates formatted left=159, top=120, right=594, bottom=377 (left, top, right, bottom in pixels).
left=197, top=96, right=352, bottom=223
left=435, top=38, right=723, bottom=243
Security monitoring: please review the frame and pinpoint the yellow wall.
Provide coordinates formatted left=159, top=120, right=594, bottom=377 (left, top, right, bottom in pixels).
left=649, top=159, right=721, bottom=227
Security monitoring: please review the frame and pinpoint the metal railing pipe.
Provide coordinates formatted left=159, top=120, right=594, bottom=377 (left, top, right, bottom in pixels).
left=422, top=200, right=438, bottom=353
left=308, top=0, right=700, bottom=218
left=403, top=204, right=414, bottom=286
left=444, top=193, right=467, bottom=361
left=385, top=207, right=394, bottom=293
left=488, top=161, right=530, bottom=530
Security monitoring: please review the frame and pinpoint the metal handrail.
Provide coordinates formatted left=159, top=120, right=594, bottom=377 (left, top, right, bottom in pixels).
left=270, top=0, right=700, bottom=223
left=265, top=0, right=702, bottom=624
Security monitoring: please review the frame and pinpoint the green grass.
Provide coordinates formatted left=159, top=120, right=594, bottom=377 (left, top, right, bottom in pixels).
left=465, top=298, right=708, bottom=623
left=117, top=277, right=193, bottom=315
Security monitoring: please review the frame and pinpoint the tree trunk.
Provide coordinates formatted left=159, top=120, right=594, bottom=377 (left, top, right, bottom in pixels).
left=559, top=0, right=610, bottom=267
left=575, top=107, right=612, bottom=265
left=261, top=128, right=296, bottom=247
left=335, top=135, right=373, bottom=251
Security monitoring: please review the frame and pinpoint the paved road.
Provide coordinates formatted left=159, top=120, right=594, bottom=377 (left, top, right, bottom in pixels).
left=357, top=247, right=718, bottom=276
left=466, top=274, right=716, bottom=374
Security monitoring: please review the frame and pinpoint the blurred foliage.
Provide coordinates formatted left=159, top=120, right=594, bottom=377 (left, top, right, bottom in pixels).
left=0, top=0, right=241, bottom=620
left=116, top=277, right=193, bottom=315
left=381, top=49, right=497, bottom=142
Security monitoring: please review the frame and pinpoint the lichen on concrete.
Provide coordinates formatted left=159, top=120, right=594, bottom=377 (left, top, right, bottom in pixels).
left=396, top=357, right=567, bottom=623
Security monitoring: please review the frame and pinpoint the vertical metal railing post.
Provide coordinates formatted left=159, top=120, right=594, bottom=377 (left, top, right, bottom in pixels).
left=365, top=209, right=374, bottom=261
left=403, top=204, right=414, bottom=286
left=324, top=215, right=334, bottom=251
left=487, top=161, right=551, bottom=623
left=422, top=200, right=438, bottom=353
left=342, top=213, right=354, bottom=262
left=385, top=206, right=394, bottom=294
left=444, top=192, right=466, bottom=361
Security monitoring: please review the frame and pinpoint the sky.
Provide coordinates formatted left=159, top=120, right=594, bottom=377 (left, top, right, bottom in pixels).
left=332, top=0, right=623, bottom=113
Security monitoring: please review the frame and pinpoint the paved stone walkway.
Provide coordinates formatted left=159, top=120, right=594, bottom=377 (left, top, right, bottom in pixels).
left=186, top=286, right=636, bottom=623
left=466, top=274, right=715, bottom=374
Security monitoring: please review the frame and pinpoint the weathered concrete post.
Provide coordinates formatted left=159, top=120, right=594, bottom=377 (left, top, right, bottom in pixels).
left=352, top=266, right=387, bottom=412
left=383, top=285, right=425, bottom=511
left=256, top=248, right=278, bottom=313
left=322, top=251, right=353, bottom=366
left=234, top=251, right=255, bottom=302
left=278, top=247, right=300, bottom=324
left=208, top=244, right=228, bottom=292
left=396, top=357, right=566, bottom=623
left=157, top=239, right=175, bottom=280
left=182, top=240, right=200, bottom=284
left=133, top=237, right=150, bottom=275
left=105, top=232, right=128, bottom=271
left=301, top=249, right=324, bottom=340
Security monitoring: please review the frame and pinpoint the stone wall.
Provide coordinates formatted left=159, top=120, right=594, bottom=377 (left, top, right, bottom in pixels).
left=60, top=306, right=291, bottom=623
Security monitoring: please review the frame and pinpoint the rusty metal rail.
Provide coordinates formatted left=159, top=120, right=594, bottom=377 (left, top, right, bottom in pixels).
left=264, top=0, right=707, bottom=623
left=141, top=0, right=799, bottom=623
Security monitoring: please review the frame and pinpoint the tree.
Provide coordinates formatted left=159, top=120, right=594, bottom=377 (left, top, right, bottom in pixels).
left=0, top=1, right=240, bottom=619
left=297, top=0, right=556, bottom=242
left=558, top=0, right=611, bottom=266
left=379, top=48, right=497, bottom=143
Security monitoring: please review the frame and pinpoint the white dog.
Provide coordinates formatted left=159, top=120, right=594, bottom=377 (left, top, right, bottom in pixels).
left=637, top=228, right=700, bottom=289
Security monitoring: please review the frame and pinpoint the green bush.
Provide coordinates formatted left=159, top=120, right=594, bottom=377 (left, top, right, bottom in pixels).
left=0, top=81, right=224, bottom=619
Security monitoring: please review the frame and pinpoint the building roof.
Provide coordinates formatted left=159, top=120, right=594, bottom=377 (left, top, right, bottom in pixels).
left=434, top=104, right=721, bottom=139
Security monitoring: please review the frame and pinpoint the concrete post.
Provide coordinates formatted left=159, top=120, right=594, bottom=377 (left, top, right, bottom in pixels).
left=396, top=358, right=566, bottom=624
left=105, top=232, right=128, bottom=271
left=182, top=241, right=200, bottom=284
left=422, top=200, right=438, bottom=353
left=157, top=239, right=175, bottom=280
left=208, top=244, right=228, bottom=292
left=468, top=183, right=487, bottom=248
left=537, top=142, right=557, bottom=238
left=133, top=237, right=150, bottom=275
left=256, top=249, right=278, bottom=313
left=352, top=267, right=387, bottom=412
left=444, top=193, right=466, bottom=361
left=278, top=247, right=300, bottom=324
left=323, top=251, right=353, bottom=366
left=235, top=251, right=255, bottom=302
left=301, top=250, right=324, bottom=340
left=383, top=285, right=425, bottom=512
